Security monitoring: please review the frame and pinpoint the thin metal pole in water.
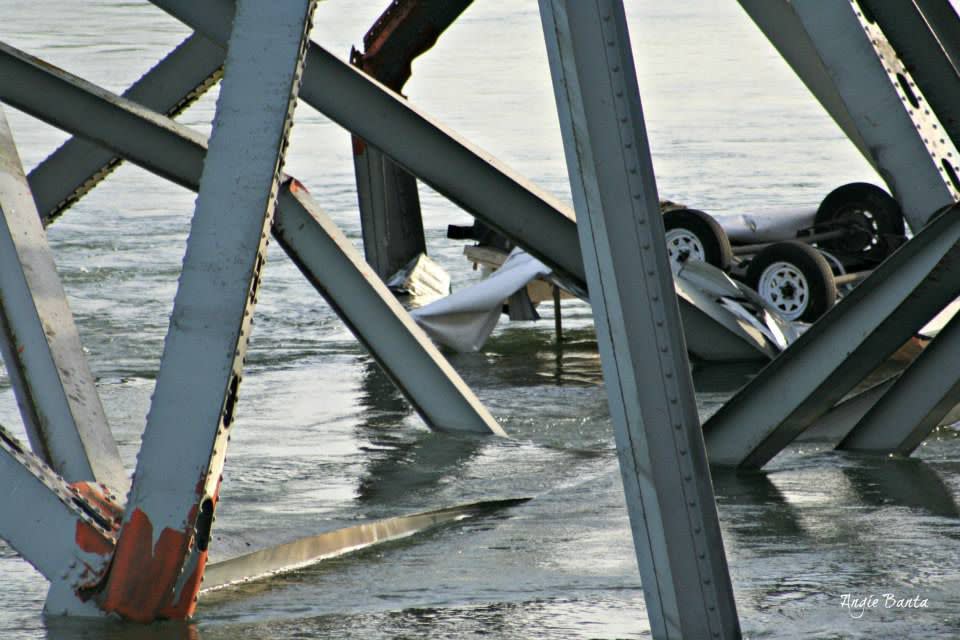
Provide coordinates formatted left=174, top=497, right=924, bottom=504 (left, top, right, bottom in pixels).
left=553, top=285, right=563, bottom=342
left=539, top=1, right=740, bottom=638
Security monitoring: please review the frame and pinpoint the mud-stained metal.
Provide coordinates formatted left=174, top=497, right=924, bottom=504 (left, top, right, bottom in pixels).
left=202, top=497, right=528, bottom=591
left=28, top=32, right=224, bottom=226
left=0, top=106, right=127, bottom=493
left=100, top=1, right=317, bottom=621
left=0, top=423, right=119, bottom=616
left=737, top=0, right=958, bottom=230
left=350, top=0, right=473, bottom=279
left=540, top=2, right=739, bottom=637
left=704, top=204, right=960, bottom=469
left=840, top=311, right=960, bottom=455
left=0, top=40, right=502, bottom=437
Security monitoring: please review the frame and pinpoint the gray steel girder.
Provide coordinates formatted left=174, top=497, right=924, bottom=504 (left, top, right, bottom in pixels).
left=540, top=2, right=739, bottom=638
left=148, top=0, right=588, bottom=290
left=0, top=41, right=502, bottom=437
left=839, top=310, right=960, bottom=455
left=738, top=0, right=958, bottom=230
left=101, top=0, right=317, bottom=621
left=28, top=32, right=224, bottom=225
left=0, top=105, right=127, bottom=492
left=704, top=203, right=960, bottom=468
left=858, top=0, right=960, bottom=159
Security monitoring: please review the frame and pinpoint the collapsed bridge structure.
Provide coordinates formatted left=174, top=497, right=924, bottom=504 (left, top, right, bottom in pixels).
left=1, top=1, right=960, bottom=637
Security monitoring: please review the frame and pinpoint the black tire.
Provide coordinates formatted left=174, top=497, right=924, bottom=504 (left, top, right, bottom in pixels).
left=814, top=182, right=905, bottom=265
left=745, top=241, right=837, bottom=323
left=663, top=208, right=733, bottom=271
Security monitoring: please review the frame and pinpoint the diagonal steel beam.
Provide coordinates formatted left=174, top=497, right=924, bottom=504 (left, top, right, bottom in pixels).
left=0, top=105, right=127, bottom=492
left=704, top=203, right=960, bottom=468
left=540, top=2, right=739, bottom=637
left=0, top=423, right=117, bottom=616
left=858, top=0, right=960, bottom=156
left=100, top=1, right=317, bottom=621
left=839, top=311, right=960, bottom=455
left=738, top=0, right=958, bottom=230
left=276, top=183, right=504, bottom=435
left=149, top=0, right=589, bottom=290
left=28, top=32, right=224, bottom=225
left=0, top=41, right=502, bottom=437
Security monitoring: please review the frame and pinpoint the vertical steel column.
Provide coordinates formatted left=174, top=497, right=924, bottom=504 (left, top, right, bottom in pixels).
left=0, top=106, right=127, bottom=492
left=539, top=2, right=739, bottom=638
left=353, top=141, right=426, bottom=279
left=350, top=0, right=473, bottom=279
left=28, top=33, right=224, bottom=225
left=839, top=312, right=960, bottom=455
left=737, top=0, right=958, bottom=230
left=99, top=0, right=315, bottom=621
left=704, top=204, right=960, bottom=468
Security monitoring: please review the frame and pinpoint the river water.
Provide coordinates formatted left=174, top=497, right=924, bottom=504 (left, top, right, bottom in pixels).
left=2, top=1, right=960, bottom=638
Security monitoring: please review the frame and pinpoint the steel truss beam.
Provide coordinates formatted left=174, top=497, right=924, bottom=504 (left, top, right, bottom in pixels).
left=0, top=41, right=502, bottom=437
left=738, top=0, right=959, bottom=230
left=0, top=106, right=127, bottom=492
left=149, top=0, right=589, bottom=291
left=859, top=0, right=960, bottom=157
left=840, top=312, right=960, bottom=455
left=914, top=0, right=960, bottom=91
left=704, top=203, right=960, bottom=468
left=540, top=2, right=739, bottom=637
left=28, top=32, right=224, bottom=225
left=101, top=1, right=317, bottom=621
left=0, top=423, right=117, bottom=616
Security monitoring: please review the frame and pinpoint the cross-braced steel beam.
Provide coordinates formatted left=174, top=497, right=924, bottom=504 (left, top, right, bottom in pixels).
left=99, top=1, right=317, bottom=620
left=859, top=0, right=960, bottom=157
left=149, top=0, right=589, bottom=291
left=0, top=423, right=119, bottom=616
left=738, top=0, right=959, bottom=230
left=0, top=40, right=502, bottom=437
left=839, top=311, right=960, bottom=455
left=540, top=2, right=739, bottom=637
left=704, top=204, right=960, bottom=468
left=28, top=32, right=223, bottom=225
left=0, top=106, right=127, bottom=492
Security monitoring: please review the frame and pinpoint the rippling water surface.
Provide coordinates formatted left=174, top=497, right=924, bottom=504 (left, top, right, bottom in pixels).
left=2, top=2, right=960, bottom=638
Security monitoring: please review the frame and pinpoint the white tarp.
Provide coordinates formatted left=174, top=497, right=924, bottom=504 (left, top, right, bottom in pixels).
left=411, top=249, right=551, bottom=352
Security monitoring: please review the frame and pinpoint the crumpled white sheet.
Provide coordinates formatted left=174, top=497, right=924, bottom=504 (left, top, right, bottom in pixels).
left=411, top=249, right=551, bottom=352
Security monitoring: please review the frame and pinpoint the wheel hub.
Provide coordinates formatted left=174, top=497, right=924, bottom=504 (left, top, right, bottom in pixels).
left=758, top=261, right=809, bottom=321
left=665, top=229, right=705, bottom=265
